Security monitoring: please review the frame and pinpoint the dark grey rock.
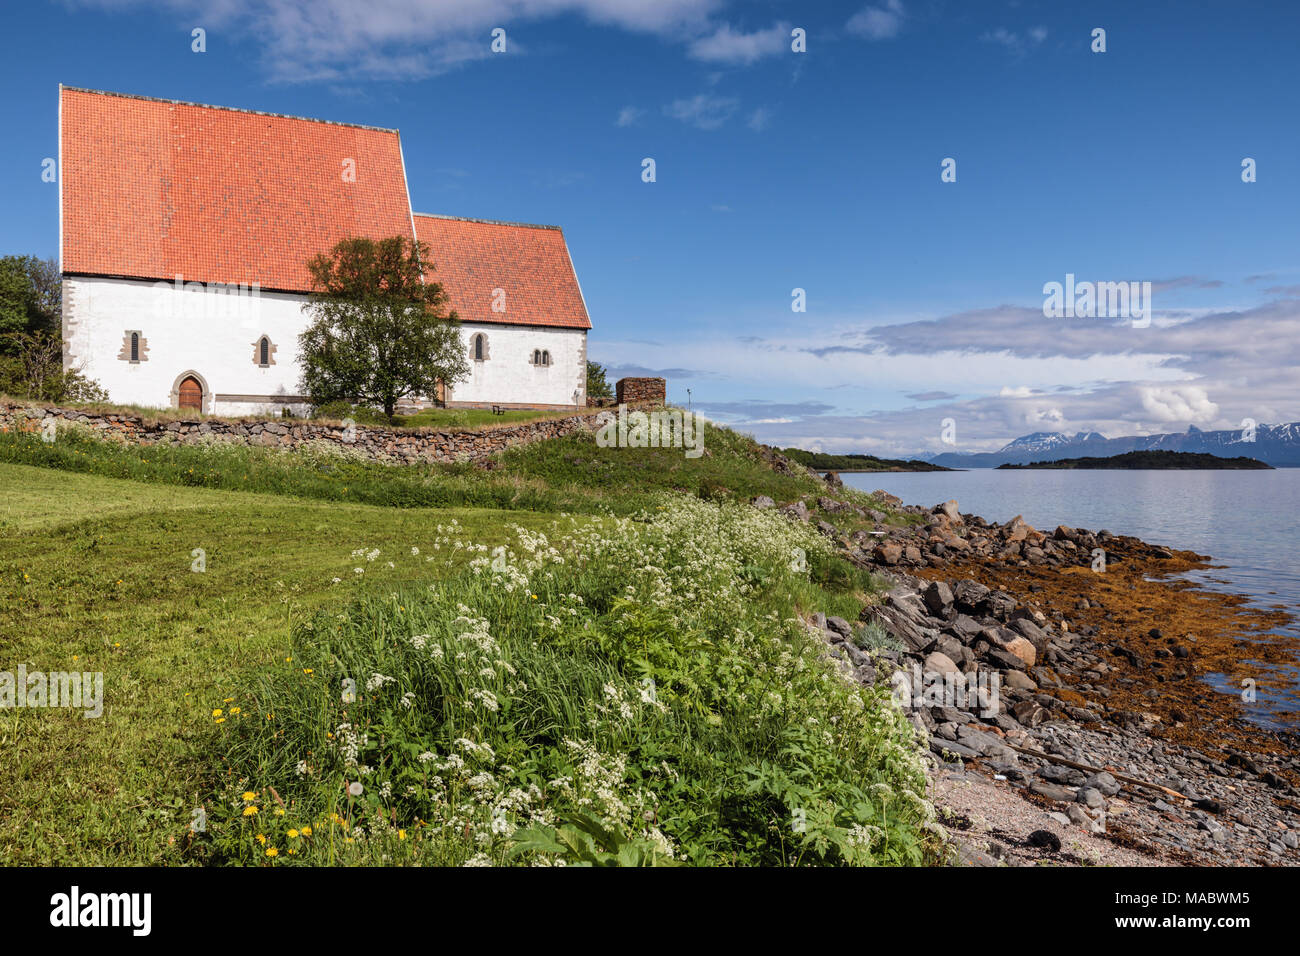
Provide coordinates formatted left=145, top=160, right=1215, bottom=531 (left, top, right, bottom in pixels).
left=1030, top=781, right=1074, bottom=802
left=1077, top=787, right=1106, bottom=809
left=923, top=581, right=955, bottom=617
left=1027, top=829, right=1061, bottom=852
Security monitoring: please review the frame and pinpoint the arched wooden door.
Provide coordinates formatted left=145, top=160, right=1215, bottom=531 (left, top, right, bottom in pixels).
left=178, top=376, right=203, bottom=412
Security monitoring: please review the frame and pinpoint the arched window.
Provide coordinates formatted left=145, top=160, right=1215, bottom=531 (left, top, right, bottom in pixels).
left=532, top=349, right=542, bottom=365
left=251, top=335, right=276, bottom=367
left=542, top=350, right=551, bottom=366
left=130, top=332, right=140, bottom=363
left=472, top=334, right=487, bottom=361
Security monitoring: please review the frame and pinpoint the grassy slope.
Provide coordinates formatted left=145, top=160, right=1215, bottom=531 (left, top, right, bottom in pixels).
left=0, top=462, right=560, bottom=864
left=0, top=422, right=931, bottom=866
left=0, top=418, right=911, bottom=527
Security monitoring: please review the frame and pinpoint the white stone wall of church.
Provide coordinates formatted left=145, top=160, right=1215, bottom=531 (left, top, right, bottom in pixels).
left=447, top=323, right=586, bottom=408
left=63, top=276, right=587, bottom=413
left=63, top=276, right=312, bottom=415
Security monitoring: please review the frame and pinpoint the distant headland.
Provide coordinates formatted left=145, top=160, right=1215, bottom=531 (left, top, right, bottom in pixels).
left=997, top=450, right=1273, bottom=470
left=781, top=447, right=952, bottom=472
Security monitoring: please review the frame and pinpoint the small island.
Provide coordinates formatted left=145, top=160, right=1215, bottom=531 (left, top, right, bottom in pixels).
left=781, top=447, right=953, bottom=472
left=998, top=450, right=1273, bottom=470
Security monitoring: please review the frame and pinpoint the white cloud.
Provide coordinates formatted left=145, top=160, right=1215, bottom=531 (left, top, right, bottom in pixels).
left=688, top=22, right=789, bottom=64
left=845, top=0, right=904, bottom=41
left=981, top=26, right=1049, bottom=53
left=70, top=0, right=724, bottom=81
left=615, top=106, right=643, bottom=127
left=1139, top=386, right=1219, bottom=423
left=663, top=93, right=738, bottom=130
left=747, top=106, right=772, bottom=131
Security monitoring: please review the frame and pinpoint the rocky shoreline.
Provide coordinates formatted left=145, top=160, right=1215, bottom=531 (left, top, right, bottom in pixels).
left=775, top=481, right=1300, bottom=866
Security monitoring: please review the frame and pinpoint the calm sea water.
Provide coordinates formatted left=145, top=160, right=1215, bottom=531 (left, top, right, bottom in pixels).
left=841, top=468, right=1300, bottom=726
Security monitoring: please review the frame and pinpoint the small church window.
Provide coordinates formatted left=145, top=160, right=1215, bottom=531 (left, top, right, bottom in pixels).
left=251, top=335, right=276, bottom=367
left=532, top=349, right=541, bottom=365
left=472, top=334, right=488, bottom=361
left=120, top=331, right=147, bottom=363
left=542, top=350, right=551, bottom=366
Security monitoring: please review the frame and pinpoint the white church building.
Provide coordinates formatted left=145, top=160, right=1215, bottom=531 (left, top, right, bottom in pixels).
left=58, top=86, right=592, bottom=416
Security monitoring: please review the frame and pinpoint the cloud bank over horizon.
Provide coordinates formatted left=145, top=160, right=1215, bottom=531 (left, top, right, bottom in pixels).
left=595, top=290, right=1300, bottom=457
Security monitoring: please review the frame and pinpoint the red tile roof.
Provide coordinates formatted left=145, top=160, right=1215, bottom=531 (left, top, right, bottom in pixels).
left=60, top=86, right=417, bottom=293
left=413, top=214, right=591, bottom=330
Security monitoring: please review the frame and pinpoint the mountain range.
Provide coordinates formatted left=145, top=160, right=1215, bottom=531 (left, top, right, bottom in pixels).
left=926, top=423, right=1300, bottom=468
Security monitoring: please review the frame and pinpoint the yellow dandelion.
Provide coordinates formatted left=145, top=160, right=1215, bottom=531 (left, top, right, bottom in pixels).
left=274, top=808, right=285, bottom=816
left=211, top=709, right=223, bottom=718
left=229, top=707, right=241, bottom=715
left=243, top=806, right=259, bottom=817
left=256, top=833, right=266, bottom=844
left=215, top=717, right=226, bottom=724
left=300, top=825, right=312, bottom=837
left=266, top=847, right=278, bottom=857
left=287, top=829, right=299, bottom=839
left=241, top=791, right=257, bottom=802
left=398, top=829, right=406, bottom=840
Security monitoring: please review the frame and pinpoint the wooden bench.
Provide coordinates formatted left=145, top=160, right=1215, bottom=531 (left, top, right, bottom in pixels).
left=491, top=405, right=505, bottom=416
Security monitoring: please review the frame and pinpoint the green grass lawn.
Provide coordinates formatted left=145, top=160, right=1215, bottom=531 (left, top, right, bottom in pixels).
left=392, top=406, right=575, bottom=428
left=0, top=462, right=566, bottom=864
left=0, top=419, right=935, bottom=867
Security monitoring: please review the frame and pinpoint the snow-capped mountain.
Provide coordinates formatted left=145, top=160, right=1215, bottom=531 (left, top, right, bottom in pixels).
left=1000, top=431, right=1109, bottom=455
left=927, top=423, right=1300, bottom=468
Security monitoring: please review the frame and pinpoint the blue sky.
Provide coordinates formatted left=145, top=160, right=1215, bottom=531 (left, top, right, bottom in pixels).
left=3, top=0, right=1299, bottom=455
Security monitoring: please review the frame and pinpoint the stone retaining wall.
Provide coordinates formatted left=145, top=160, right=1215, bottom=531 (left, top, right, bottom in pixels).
left=0, top=400, right=614, bottom=466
